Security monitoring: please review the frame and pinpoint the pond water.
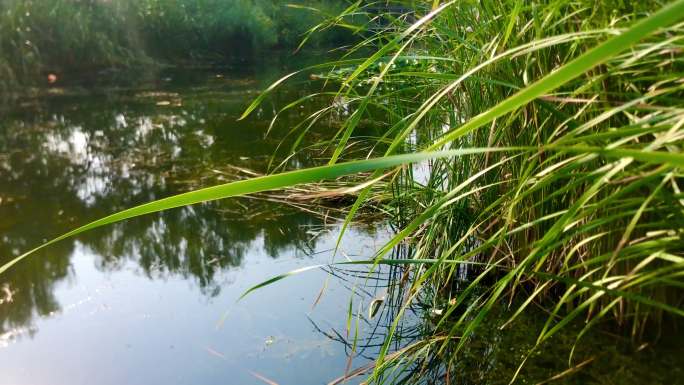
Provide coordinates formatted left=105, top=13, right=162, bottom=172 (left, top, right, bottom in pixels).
left=0, top=56, right=414, bottom=385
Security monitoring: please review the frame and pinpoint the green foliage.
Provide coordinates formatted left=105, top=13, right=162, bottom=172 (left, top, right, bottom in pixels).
left=280, top=1, right=684, bottom=382
left=0, top=0, right=349, bottom=89
left=0, top=0, right=146, bottom=82
left=137, top=0, right=350, bottom=58
left=243, top=0, right=684, bottom=381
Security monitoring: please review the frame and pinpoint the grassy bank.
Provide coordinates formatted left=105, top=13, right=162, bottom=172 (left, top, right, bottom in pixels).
left=1, top=0, right=683, bottom=383
left=0, top=0, right=350, bottom=92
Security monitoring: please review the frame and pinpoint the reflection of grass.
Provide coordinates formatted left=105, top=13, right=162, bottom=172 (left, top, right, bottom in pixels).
left=2, top=0, right=684, bottom=384
left=424, top=301, right=684, bottom=385
left=322, top=277, right=684, bottom=385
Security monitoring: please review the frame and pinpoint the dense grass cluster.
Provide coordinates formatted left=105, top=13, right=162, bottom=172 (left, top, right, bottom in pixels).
left=0, top=0, right=349, bottom=91
left=245, top=0, right=684, bottom=381
left=289, top=1, right=684, bottom=381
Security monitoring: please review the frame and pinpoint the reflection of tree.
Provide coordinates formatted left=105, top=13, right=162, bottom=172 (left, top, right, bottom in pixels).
left=0, top=82, right=340, bottom=337
left=0, top=247, right=72, bottom=341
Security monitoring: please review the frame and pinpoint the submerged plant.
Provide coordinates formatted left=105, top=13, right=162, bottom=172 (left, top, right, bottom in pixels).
left=2, top=0, right=684, bottom=383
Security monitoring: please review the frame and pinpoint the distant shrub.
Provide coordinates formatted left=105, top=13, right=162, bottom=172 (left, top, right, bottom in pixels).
left=0, top=0, right=351, bottom=87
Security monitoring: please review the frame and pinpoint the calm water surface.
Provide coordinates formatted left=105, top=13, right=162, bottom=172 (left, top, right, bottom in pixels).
left=0, top=59, right=408, bottom=385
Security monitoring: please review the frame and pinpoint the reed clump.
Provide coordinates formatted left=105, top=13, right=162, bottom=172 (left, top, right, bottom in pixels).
left=250, top=0, right=684, bottom=382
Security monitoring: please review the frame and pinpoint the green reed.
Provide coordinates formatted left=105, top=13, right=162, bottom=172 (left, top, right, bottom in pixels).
left=289, top=1, right=684, bottom=382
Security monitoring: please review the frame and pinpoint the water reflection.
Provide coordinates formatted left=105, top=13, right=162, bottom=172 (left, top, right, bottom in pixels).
left=0, top=69, right=353, bottom=346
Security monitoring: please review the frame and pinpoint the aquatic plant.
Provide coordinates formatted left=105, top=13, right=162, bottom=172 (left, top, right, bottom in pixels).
left=2, top=0, right=684, bottom=383
left=280, top=1, right=684, bottom=382
left=276, top=1, right=684, bottom=382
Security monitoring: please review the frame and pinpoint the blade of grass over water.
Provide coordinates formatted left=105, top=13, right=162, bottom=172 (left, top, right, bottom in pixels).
left=0, top=148, right=516, bottom=275
left=4, top=142, right=679, bottom=277
left=240, top=258, right=684, bottom=318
